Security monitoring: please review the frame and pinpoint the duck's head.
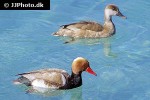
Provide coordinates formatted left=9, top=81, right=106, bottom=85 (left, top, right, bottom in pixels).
left=72, top=57, right=97, bottom=76
left=105, top=4, right=126, bottom=20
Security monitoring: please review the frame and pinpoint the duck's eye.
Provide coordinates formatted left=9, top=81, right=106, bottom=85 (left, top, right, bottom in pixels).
left=112, top=7, right=116, bottom=11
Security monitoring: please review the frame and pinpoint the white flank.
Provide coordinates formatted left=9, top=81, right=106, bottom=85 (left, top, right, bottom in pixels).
left=31, top=78, right=59, bottom=89
left=32, top=79, right=49, bottom=88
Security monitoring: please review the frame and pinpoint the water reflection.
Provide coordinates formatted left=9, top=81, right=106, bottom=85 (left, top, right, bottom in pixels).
left=25, top=86, right=83, bottom=99
left=26, top=86, right=65, bottom=96
left=69, top=87, right=83, bottom=100
left=58, top=37, right=116, bottom=57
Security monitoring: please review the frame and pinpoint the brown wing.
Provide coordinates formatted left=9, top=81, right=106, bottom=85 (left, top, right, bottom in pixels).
left=17, top=69, right=66, bottom=75
left=17, top=68, right=69, bottom=81
left=62, top=21, right=103, bottom=32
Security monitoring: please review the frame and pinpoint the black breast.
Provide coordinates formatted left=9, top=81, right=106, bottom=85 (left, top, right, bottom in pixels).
left=59, top=72, right=82, bottom=89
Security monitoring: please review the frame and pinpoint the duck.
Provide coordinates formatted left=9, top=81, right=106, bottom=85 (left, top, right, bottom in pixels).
left=13, top=57, right=97, bottom=90
left=53, top=4, right=126, bottom=38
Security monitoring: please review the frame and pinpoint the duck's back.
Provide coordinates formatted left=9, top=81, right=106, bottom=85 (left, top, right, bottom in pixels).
left=53, top=21, right=103, bottom=38
left=63, top=21, right=103, bottom=31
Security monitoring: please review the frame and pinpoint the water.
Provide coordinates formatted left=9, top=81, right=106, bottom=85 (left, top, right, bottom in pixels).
left=0, top=0, right=150, bottom=100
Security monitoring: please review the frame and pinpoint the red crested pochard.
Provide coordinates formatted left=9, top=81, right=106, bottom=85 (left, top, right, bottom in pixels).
left=14, top=57, right=97, bottom=90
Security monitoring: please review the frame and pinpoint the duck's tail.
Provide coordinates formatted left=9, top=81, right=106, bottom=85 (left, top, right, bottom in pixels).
left=13, top=76, right=31, bottom=86
left=52, top=32, right=60, bottom=36
left=13, top=79, right=22, bottom=85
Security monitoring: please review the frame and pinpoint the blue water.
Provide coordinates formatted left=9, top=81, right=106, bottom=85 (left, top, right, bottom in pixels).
left=0, top=0, right=150, bottom=100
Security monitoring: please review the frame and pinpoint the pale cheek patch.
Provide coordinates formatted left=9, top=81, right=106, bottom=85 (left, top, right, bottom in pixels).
left=105, top=9, right=116, bottom=17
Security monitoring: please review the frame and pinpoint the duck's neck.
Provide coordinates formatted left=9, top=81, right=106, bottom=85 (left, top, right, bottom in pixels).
left=103, top=13, right=115, bottom=36
left=59, top=72, right=82, bottom=89
left=104, top=9, right=113, bottom=22
left=70, top=72, right=82, bottom=88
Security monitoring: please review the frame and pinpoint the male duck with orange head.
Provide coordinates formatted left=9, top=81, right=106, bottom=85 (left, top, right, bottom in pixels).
left=14, top=57, right=97, bottom=89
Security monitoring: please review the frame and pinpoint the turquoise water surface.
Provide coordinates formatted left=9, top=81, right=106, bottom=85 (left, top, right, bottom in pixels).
left=0, top=0, right=150, bottom=100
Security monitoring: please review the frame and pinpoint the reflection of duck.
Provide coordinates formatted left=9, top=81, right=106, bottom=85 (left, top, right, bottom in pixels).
left=26, top=86, right=83, bottom=100
left=14, top=57, right=97, bottom=90
left=53, top=4, right=126, bottom=38
left=26, top=87, right=65, bottom=96
left=59, top=37, right=116, bottom=57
